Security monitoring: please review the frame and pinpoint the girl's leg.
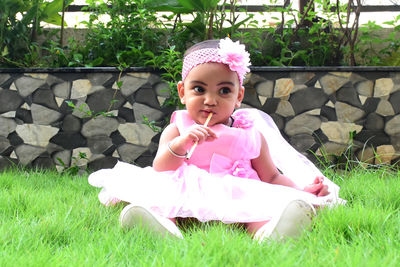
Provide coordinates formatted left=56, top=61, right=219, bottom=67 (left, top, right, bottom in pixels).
left=248, top=200, right=315, bottom=242
left=120, top=204, right=183, bottom=239
left=246, top=220, right=270, bottom=235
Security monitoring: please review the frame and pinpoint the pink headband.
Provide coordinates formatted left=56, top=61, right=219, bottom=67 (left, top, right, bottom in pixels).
left=182, top=37, right=251, bottom=86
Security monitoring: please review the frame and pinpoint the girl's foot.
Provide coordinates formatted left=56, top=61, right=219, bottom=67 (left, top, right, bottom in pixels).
left=254, top=200, right=315, bottom=242
left=119, top=204, right=183, bottom=239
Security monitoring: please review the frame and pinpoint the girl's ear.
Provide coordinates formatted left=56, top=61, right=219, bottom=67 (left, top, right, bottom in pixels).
left=235, top=86, right=245, bottom=108
left=177, top=81, right=185, bottom=104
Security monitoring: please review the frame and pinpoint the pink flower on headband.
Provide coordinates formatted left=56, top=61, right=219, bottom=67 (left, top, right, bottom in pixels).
left=218, top=38, right=251, bottom=79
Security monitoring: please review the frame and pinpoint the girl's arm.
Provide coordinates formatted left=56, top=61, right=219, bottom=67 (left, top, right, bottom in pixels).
left=252, top=134, right=302, bottom=190
left=153, top=123, right=217, bottom=172
left=252, top=133, right=329, bottom=196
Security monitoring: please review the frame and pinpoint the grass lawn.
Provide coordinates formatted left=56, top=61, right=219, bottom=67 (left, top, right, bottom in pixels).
left=1, top=167, right=399, bottom=266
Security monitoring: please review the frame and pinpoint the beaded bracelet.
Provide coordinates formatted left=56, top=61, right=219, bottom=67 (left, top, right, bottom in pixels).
left=167, top=141, right=188, bottom=158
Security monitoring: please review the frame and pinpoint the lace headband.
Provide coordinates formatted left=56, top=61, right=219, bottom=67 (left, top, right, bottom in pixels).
left=182, top=37, right=251, bottom=86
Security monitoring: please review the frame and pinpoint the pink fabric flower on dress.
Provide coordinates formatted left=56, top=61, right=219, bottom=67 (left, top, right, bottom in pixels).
left=218, top=38, right=251, bottom=82
left=232, top=112, right=254, bottom=129
left=230, top=160, right=248, bottom=178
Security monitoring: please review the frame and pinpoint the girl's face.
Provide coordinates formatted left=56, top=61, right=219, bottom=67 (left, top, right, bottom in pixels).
left=178, top=62, right=244, bottom=126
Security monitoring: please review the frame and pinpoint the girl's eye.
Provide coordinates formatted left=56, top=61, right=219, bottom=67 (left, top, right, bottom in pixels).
left=193, top=86, right=205, bottom=93
left=219, top=87, right=231, bottom=94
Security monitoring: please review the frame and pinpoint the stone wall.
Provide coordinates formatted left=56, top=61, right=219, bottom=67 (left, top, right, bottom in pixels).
left=0, top=67, right=399, bottom=172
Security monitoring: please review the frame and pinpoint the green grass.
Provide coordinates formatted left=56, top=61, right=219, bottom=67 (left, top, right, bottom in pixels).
left=1, top=167, right=399, bottom=266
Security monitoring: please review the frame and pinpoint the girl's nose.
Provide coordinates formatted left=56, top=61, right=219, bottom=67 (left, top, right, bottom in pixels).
left=204, top=94, right=217, bottom=106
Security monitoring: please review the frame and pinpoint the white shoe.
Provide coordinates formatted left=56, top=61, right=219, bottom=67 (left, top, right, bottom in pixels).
left=254, top=200, right=316, bottom=242
left=119, top=204, right=183, bottom=239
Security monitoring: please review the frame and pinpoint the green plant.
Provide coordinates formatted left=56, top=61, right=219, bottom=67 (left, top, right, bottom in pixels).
left=356, top=15, right=400, bottom=66
left=79, top=0, right=166, bottom=68
left=65, top=101, right=117, bottom=119
left=145, top=46, right=184, bottom=109
left=56, top=151, right=88, bottom=176
left=0, top=0, right=72, bottom=67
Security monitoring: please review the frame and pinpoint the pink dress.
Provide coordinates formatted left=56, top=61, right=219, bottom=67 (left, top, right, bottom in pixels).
left=89, top=109, right=345, bottom=223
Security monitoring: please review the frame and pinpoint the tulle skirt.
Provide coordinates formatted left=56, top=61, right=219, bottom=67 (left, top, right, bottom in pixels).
left=89, top=161, right=341, bottom=224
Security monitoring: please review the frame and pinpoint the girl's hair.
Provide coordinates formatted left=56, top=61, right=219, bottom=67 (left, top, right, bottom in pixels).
left=184, top=40, right=219, bottom=57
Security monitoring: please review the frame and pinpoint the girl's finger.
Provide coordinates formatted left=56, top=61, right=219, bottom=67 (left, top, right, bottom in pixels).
left=317, top=185, right=330, bottom=197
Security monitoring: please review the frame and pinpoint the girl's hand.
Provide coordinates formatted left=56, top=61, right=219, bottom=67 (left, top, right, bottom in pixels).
left=172, top=124, right=218, bottom=153
left=303, top=176, right=329, bottom=197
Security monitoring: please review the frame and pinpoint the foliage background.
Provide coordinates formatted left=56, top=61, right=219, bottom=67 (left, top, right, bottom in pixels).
left=1, top=0, right=400, bottom=69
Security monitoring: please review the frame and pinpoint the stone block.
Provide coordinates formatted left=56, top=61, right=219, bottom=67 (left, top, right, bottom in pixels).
left=71, top=147, right=92, bottom=167
left=0, top=74, right=11, bottom=86
left=87, top=73, right=113, bottom=86
left=86, top=89, right=125, bottom=114
left=374, top=78, right=394, bottom=97
left=355, top=80, right=374, bottom=97
left=276, top=100, right=295, bottom=117
left=15, top=144, right=46, bottom=165
left=0, top=111, right=16, bottom=118
left=15, top=108, right=33, bottom=123
left=255, top=80, right=273, bottom=97
left=319, top=74, right=349, bottom=95
left=0, top=156, right=18, bottom=171
left=88, top=156, right=118, bottom=172
left=356, top=146, right=375, bottom=164
left=290, top=72, right=315, bottom=84
left=46, top=74, right=64, bottom=86
left=274, top=78, right=294, bottom=98
left=0, top=90, right=24, bottom=114
left=15, top=76, right=46, bottom=97
left=32, top=155, right=55, bottom=170
left=0, top=117, right=17, bottom=137
left=118, top=123, right=157, bottom=147
left=135, top=87, right=161, bottom=109
left=71, top=79, right=92, bottom=99
left=376, top=99, right=395, bottom=116
left=354, top=130, right=390, bottom=147
left=336, top=84, right=362, bottom=108
left=61, top=114, right=81, bottom=133
left=50, top=132, right=87, bottom=149
left=391, top=134, right=400, bottom=151
left=320, top=106, right=337, bottom=121
left=31, top=103, right=62, bottom=125
left=290, top=87, right=329, bottom=115
left=320, top=121, right=362, bottom=144
left=15, top=124, right=59, bottom=147
left=335, top=101, right=365, bottom=122
left=117, top=143, right=147, bottom=163
left=365, top=113, right=384, bottom=130
left=32, top=89, right=59, bottom=110
left=52, top=81, right=71, bottom=99
left=384, top=115, right=400, bottom=136
left=375, top=145, right=396, bottom=164
left=242, top=87, right=261, bottom=108
left=389, top=91, right=400, bottom=114
left=132, top=102, right=164, bottom=123
left=53, top=150, right=72, bottom=166
left=117, top=75, right=148, bottom=96
left=261, top=98, right=280, bottom=114
left=0, top=136, right=12, bottom=155
left=154, top=82, right=170, bottom=97
left=316, top=141, right=348, bottom=156
left=87, top=135, right=114, bottom=154
left=289, top=134, right=315, bottom=153
left=284, top=113, right=321, bottom=136
left=81, top=117, right=119, bottom=138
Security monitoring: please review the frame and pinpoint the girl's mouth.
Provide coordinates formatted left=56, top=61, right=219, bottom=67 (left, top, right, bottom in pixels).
left=201, top=110, right=214, bottom=117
